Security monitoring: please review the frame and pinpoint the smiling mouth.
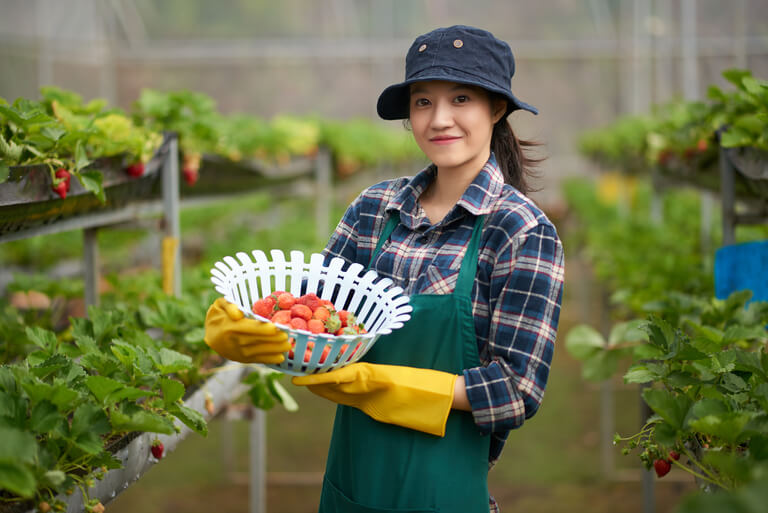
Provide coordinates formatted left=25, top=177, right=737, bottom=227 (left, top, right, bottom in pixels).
left=429, top=136, right=461, bottom=144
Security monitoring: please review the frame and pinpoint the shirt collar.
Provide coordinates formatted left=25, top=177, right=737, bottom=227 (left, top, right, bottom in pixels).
left=385, top=153, right=506, bottom=229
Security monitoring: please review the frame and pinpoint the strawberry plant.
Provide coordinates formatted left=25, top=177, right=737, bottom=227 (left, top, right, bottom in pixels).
left=569, top=292, right=768, bottom=491
left=0, top=87, right=163, bottom=202
left=578, top=68, right=767, bottom=197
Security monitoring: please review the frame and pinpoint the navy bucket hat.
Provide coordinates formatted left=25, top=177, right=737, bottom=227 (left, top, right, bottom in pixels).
left=377, top=25, right=538, bottom=120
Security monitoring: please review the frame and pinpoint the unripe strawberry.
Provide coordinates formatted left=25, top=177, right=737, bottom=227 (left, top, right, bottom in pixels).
left=325, top=313, right=341, bottom=333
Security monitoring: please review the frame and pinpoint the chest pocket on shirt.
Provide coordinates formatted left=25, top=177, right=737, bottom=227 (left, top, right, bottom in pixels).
left=417, top=264, right=460, bottom=295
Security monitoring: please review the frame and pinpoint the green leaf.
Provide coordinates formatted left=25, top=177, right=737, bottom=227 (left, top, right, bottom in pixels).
left=153, top=348, right=193, bottom=375
left=0, top=461, right=37, bottom=498
left=109, top=406, right=175, bottom=435
left=85, top=375, right=150, bottom=406
left=653, top=421, right=679, bottom=447
left=77, top=170, right=105, bottom=202
left=25, top=326, right=57, bottom=353
left=160, top=378, right=185, bottom=406
left=642, top=388, right=692, bottom=430
left=581, top=348, right=624, bottom=382
left=0, top=426, right=37, bottom=464
left=73, top=139, right=91, bottom=171
left=608, top=319, right=648, bottom=346
left=721, top=372, right=748, bottom=393
left=0, top=162, right=9, bottom=184
left=30, top=400, right=61, bottom=433
left=564, top=324, right=605, bottom=360
left=722, top=68, right=753, bottom=89
left=624, top=364, right=658, bottom=384
left=71, top=403, right=110, bottom=438
left=167, top=403, right=208, bottom=436
left=689, top=412, right=753, bottom=445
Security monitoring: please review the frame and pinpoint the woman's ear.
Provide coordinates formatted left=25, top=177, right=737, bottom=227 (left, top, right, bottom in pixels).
left=491, top=98, right=507, bottom=124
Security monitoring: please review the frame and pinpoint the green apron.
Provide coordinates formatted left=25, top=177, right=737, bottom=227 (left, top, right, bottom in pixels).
left=319, top=213, right=490, bottom=513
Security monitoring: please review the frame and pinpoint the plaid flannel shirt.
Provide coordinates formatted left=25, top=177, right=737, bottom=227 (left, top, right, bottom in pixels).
left=322, top=154, right=564, bottom=475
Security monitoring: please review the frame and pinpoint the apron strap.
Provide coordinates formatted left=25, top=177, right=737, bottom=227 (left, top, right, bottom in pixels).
left=368, top=213, right=399, bottom=270
left=369, top=212, right=485, bottom=298
left=454, top=214, right=484, bottom=297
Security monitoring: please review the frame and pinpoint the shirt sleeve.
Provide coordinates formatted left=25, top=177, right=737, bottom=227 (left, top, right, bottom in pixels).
left=463, top=221, right=565, bottom=434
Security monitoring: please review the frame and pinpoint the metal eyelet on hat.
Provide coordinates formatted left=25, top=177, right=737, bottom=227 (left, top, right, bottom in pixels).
left=453, top=39, right=463, bottom=48
left=418, top=44, right=427, bottom=52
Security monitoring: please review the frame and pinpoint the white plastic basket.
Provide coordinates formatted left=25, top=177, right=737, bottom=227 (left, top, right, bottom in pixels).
left=210, top=249, right=412, bottom=375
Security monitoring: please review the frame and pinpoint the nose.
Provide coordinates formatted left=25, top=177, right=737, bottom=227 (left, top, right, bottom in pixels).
left=429, top=99, right=454, bottom=130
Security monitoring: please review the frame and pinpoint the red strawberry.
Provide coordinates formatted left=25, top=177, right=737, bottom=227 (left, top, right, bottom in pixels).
left=277, top=293, right=296, bottom=310
left=151, top=439, right=164, bottom=459
left=312, top=305, right=331, bottom=321
left=297, top=293, right=321, bottom=311
left=183, top=166, right=198, bottom=186
left=290, top=317, right=308, bottom=331
left=252, top=297, right=276, bottom=318
left=271, top=310, right=292, bottom=326
left=337, top=310, right=350, bottom=327
left=653, top=459, right=671, bottom=478
left=669, top=450, right=680, bottom=461
left=318, top=345, right=331, bottom=364
left=307, top=319, right=325, bottom=334
left=290, top=304, right=313, bottom=321
left=126, top=162, right=145, bottom=177
left=52, top=181, right=68, bottom=199
left=55, top=168, right=71, bottom=190
left=696, top=138, right=708, bottom=153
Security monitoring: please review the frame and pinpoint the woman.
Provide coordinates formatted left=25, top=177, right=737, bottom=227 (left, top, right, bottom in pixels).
left=205, top=25, right=565, bottom=513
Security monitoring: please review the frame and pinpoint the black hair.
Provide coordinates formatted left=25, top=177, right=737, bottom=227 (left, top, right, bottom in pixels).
left=490, top=115, right=544, bottom=195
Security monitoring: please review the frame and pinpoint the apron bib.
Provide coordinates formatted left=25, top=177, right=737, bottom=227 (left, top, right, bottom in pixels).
left=319, top=214, right=490, bottom=513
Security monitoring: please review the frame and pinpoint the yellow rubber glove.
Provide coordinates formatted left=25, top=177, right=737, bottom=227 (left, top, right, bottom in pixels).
left=204, top=298, right=291, bottom=364
left=292, top=363, right=457, bottom=437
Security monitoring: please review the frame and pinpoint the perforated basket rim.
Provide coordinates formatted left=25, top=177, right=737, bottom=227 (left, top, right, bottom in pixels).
left=209, top=249, right=412, bottom=374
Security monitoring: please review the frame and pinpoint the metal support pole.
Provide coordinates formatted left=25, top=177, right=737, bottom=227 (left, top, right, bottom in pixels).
left=83, top=227, right=99, bottom=308
left=681, top=0, right=699, bottom=101
left=315, top=147, right=332, bottom=244
left=250, top=408, right=267, bottom=513
left=720, top=147, right=736, bottom=246
left=162, top=135, right=182, bottom=297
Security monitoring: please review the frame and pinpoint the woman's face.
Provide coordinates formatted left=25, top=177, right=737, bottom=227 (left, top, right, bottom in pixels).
left=409, top=80, right=505, bottom=174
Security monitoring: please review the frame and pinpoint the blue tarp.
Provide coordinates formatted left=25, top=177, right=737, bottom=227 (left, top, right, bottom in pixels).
left=715, top=240, right=768, bottom=303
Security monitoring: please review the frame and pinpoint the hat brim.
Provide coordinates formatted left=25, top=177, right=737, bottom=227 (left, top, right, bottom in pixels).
left=376, top=70, right=538, bottom=120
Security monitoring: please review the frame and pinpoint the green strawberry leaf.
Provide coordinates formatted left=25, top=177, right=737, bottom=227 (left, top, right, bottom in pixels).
left=167, top=403, right=208, bottom=436
left=0, top=461, right=36, bottom=498
left=564, top=324, right=605, bottom=360
left=642, top=388, right=692, bottom=430
left=160, top=378, right=185, bottom=406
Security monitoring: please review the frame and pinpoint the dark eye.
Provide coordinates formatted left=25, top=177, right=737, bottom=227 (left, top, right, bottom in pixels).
left=413, top=98, right=430, bottom=107
left=454, top=95, right=470, bottom=103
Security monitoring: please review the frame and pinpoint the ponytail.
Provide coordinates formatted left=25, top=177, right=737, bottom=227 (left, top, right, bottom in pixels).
left=490, top=118, right=544, bottom=195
